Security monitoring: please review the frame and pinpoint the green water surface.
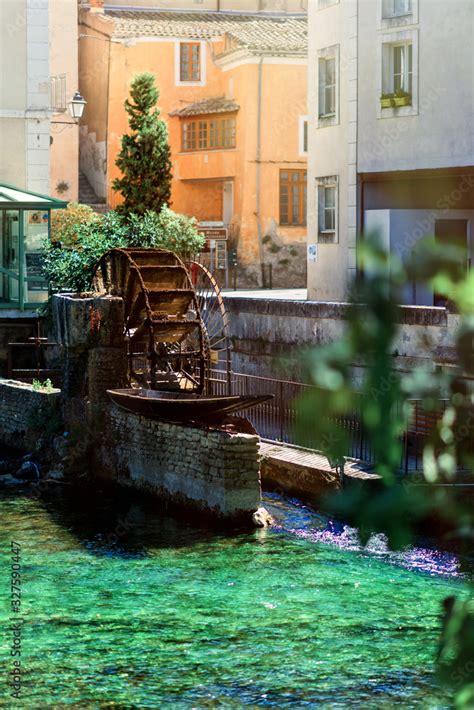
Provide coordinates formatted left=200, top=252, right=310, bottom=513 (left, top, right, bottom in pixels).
left=0, top=486, right=467, bottom=708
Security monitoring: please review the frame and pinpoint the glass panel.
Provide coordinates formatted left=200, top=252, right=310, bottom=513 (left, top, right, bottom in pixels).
left=303, top=121, right=308, bottom=152
left=209, top=120, right=218, bottom=148
left=292, top=184, right=300, bottom=224
left=279, top=175, right=289, bottom=224
left=407, top=44, right=413, bottom=95
left=0, top=210, right=20, bottom=305
left=325, top=186, right=335, bottom=209
left=180, top=44, right=189, bottom=81
left=326, top=58, right=336, bottom=86
left=24, top=211, right=49, bottom=303
left=191, top=44, right=200, bottom=81
left=393, top=45, right=403, bottom=92
left=198, top=121, right=207, bottom=149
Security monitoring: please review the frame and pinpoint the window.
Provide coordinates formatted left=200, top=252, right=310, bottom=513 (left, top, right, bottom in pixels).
left=382, top=0, right=411, bottom=18
left=182, top=122, right=197, bottom=151
left=181, top=116, right=236, bottom=152
left=383, top=42, right=412, bottom=96
left=280, top=170, right=307, bottom=226
left=317, top=46, right=339, bottom=125
left=299, top=116, right=308, bottom=155
left=180, top=43, right=201, bottom=82
left=319, top=57, right=336, bottom=117
left=317, top=176, right=338, bottom=241
left=50, top=74, right=66, bottom=112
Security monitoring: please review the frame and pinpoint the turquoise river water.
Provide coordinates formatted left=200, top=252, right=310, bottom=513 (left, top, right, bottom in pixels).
left=0, top=485, right=468, bottom=708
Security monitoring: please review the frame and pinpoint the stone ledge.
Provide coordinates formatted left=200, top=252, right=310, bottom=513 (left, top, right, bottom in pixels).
left=225, top=297, right=448, bottom=326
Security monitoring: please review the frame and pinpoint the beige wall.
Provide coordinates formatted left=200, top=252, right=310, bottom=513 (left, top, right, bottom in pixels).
left=0, top=121, right=27, bottom=186
left=103, top=0, right=306, bottom=12
left=50, top=0, right=79, bottom=201
left=0, top=1, right=27, bottom=111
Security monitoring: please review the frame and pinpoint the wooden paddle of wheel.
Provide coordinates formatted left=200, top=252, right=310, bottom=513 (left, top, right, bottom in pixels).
left=91, top=248, right=206, bottom=392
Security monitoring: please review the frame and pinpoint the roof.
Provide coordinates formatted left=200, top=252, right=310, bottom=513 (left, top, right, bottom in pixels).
left=169, top=96, right=239, bottom=117
left=107, top=10, right=307, bottom=55
left=0, top=183, right=67, bottom=210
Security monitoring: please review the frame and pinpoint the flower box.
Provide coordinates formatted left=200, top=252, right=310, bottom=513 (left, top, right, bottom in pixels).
left=394, top=95, right=412, bottom=107
left=380, top=96, right=394, bottom=108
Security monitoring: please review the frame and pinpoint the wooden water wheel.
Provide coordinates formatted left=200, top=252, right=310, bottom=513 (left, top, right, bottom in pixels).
left=190, top=262, right=232, bottom=395
left=91, top=248, right=207, bottom=392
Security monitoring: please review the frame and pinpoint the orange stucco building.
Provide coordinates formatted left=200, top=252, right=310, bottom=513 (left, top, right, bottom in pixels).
left=78, top=3, right=307, bottom=286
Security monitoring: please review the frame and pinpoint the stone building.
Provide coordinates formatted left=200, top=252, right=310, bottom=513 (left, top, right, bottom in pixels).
left=0, top=0, right=80, bottom=201
left=307, top=0, right=474, bottom=304
left=78, top=0, right=308, bottom=286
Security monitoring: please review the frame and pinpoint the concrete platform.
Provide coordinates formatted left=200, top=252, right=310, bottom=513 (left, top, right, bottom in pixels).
left=260, top=440, right=381, bottom=500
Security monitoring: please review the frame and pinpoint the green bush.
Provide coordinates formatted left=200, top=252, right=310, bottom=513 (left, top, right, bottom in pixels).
left=50, top=202, right=101, bottom=246
left=41, top=207, right=204, bottom=293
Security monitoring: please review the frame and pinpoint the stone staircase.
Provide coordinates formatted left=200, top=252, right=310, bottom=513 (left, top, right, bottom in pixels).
left=79, top=173, right=108, bottom=214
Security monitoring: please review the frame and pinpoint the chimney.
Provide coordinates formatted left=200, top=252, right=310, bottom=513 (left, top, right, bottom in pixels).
left=89, top=0, right=104, bottom=12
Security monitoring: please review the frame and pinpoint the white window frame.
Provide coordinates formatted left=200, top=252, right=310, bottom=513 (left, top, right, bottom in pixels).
left=383, top=0, right=411, bottom=17
left=379, top=0, right=418, bottom=28
left=174, top=40, right=206, bottom=87
left=299, top=115, right=308, bottom=156
left=317, top=45, right=339, bottom=128
left=316, top=176, right=338, bottom=242
left=377, top=29, right=418, bottom=119
left=385, top=42, right=412, bottom=95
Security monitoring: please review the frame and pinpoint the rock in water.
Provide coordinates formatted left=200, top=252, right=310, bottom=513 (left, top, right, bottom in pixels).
left=15, top=461, right=40, bottom=480
left=252, top=507, right=274, bottom=528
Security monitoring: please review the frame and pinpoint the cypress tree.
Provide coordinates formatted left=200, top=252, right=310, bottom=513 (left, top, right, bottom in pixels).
left=113, top=73, right=172, bottom=216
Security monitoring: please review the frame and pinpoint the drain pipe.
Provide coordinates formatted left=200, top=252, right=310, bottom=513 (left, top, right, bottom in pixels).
left=256, top=54, right=265, bottom=287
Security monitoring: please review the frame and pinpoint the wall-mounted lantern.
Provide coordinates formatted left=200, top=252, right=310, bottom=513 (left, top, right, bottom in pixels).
left=68, top=91, right=87, bottom=121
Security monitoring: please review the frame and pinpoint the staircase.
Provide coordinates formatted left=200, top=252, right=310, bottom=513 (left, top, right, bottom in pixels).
left=79, top=173, right=108, bottom=214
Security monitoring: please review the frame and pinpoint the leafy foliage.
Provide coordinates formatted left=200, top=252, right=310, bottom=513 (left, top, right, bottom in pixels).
left=50, top=202, right=101, bottom=246
left=41, top=208, right=204, bottom=293
left=296, top=233, right=473, bottom=707
left=113, top=73, right=172, bottom=216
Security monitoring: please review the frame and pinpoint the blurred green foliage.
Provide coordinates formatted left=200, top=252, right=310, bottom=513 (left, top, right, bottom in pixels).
left=297, top=233, right=473, bottom=706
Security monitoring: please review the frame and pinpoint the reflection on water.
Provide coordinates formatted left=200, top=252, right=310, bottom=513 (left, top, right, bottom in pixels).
left=0, top=484, right=467, bottom=708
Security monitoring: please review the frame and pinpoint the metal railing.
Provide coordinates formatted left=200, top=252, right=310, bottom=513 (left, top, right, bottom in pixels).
left=209, top=368, right=454, bottom=474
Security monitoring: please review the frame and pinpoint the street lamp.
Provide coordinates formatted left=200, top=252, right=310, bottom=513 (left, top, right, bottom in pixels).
left=68, top=91, right=87, bottom=121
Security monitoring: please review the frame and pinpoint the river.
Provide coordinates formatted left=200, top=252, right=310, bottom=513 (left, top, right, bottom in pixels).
left=0, top=484, right=467, bottom=708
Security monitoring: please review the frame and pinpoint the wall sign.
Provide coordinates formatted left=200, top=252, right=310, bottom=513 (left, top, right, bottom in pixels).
left=307, top=244, right=318, bottom=262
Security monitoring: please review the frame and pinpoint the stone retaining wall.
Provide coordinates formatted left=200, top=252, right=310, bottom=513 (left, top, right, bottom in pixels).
left=0, top=379, right=61, bottom=450
left=99, top=405, right=261, bottom=520
left=224, top=297, right=460, bottom=379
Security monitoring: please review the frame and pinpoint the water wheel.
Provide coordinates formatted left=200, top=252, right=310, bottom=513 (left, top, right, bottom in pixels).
left=190, top=262, right=232, bottom=395
left=91, top=248, right=206, bottom=392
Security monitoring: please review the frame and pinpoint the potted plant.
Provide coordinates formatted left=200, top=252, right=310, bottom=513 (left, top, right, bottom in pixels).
left=393, top=88, right=411, bottom=107
left=380, top=93, right=395, bottom=108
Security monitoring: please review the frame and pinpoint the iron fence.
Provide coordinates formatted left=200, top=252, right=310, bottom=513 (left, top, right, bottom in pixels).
left=209, top=368, right=453, bottom=474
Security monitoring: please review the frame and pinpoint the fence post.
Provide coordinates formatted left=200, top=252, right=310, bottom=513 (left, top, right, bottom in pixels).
left=279, top=380, right=284, bottom=442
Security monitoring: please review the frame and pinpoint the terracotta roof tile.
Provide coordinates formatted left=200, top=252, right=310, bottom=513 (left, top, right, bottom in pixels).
left=169, top=96, right=239, bottom=117
left=107, top=10, right=307, bottom=54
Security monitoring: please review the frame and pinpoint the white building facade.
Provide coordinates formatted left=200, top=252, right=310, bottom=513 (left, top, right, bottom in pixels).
left=0, top=0, right=79, bottom=200
left=307, top=0, right=474, bottom=304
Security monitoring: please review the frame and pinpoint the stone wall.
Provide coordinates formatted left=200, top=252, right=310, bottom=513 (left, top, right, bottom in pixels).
left=224, top=297, right=460, bottom=380
left=0, top=379, right=61, bottom=450
left=99, top=406, right=261, bottom=520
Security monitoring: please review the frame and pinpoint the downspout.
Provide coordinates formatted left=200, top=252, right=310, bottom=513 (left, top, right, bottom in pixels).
left=256, top=54, right=265, bottom=287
